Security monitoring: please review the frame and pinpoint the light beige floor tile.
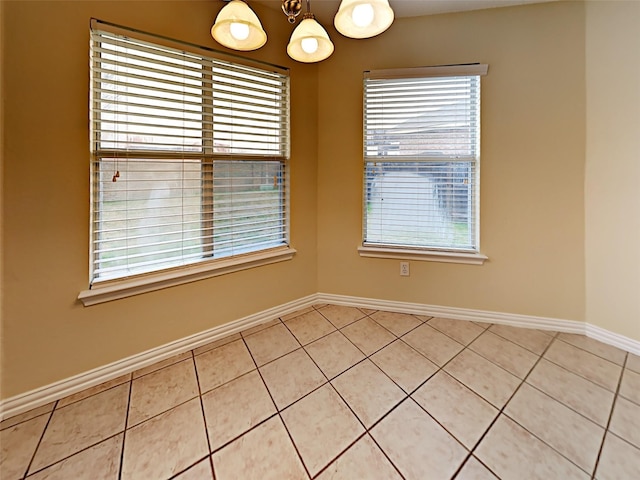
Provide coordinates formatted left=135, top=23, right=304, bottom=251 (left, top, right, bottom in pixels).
left=469, top=331, right=539, bottom=379
left=627, top=353, right=640, bottom=373
left=331, top=360, right=406, bottom=428
left=315, top=435, right=402, bottom=480
left=30, top=384, right=129, bottom=472
left=526, top=359, right=615, bottom=426
left=369, top=311, right=422, bottom=337
left=213, top=416, right=308, bottom=480
left=371, top=399, right=467, bottom=480
left=456, top=456, right=499, bottom=480
left=174, top=459, right=213, bottom=480
left=133, top=351, right=192, bottom=379
left=370, top=340, right=438, bottom=393
left=402, top=323, right=464, bottom=366
left=282, top=384, right=364, bottom=477
left=557, top=333, right=627, bottom=366
left=505, top=383, right=604, bottom=472
left=0, top=403, right=54, bottom=431
left=412, top=371, right=498, bottom=449
left=489, top=324, right=554, bottom=355
left=595, top=432, right=640, bottom=480
left=195, top=339, right=255, bottom=393
left=121, top=398, right=208, bottom=480
left=318, top=305, right=367, bottom=329
left=475, top=415, right=589, bottom=480
left=304, top=331, right=365, bottom=379
left=243, top=323, right=300, bottom=366
left=259, top=348, right=326, bottom=410
left=444, top=349, right=520, bottom=409
left=609, top=396, right=640, bottom=448
left=57, top=375, right=131, bottom=409
left=128, top=359, right=199, bottom=426
left=193, top=333, right=242, bottom=356
left=427, top=317, right=485, bottom=345
left=27, top=433, right=122, bottom=480
left=202, top=370, right=276, bottom=451
left=341, top=318, right=396, bottom=356
left=620, top=368, right=640, bottom=405
left=280, top=307, right=314, bottom=322
left=544, top=339, right=622, bottom=391
left=240, top=319, right=280, bottom=338
left=1, top=413, right=50, bottom=480
left=360, top=308, right=378, bottom=315
left=285, top=310, right=337, bottom=345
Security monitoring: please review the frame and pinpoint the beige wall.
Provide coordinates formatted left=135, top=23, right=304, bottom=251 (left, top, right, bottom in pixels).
left=585, top=0, right=640, bottom=340
left=1, top=1, right=318, bottom=398
left=317, top=1, right=586, bottom=320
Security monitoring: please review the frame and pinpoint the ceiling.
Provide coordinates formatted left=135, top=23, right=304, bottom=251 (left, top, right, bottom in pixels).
left=253, top=0, right=558, bottom=25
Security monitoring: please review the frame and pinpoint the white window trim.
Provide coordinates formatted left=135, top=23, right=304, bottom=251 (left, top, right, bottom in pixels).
left=78, top=246, right=296, bottom=306
left=362, top=63, right=489, bottom=261
left=358, top=245, right=487, bottom=265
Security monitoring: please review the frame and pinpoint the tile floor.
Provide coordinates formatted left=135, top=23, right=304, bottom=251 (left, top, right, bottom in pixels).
left=2, top=304, right=640, bottom=479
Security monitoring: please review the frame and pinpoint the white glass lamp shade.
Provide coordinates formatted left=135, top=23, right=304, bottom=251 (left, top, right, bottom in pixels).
left=211, top=0, right=267, bottom=51
left=287, top=16, right=334, bottom=63
left=334, top=0, right=394, bottom=39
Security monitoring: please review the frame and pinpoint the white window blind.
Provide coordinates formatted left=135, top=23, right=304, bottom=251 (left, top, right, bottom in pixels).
left=363, top=64, right=487, bottom=252
left=90, top=26, right=290, bottom=284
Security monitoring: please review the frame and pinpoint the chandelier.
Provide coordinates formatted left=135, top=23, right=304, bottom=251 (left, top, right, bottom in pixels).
left=211, top=0, right=395, bottom=63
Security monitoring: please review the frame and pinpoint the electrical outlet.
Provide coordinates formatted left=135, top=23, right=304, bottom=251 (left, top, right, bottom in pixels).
left=400, top=261, right=410, bottom=276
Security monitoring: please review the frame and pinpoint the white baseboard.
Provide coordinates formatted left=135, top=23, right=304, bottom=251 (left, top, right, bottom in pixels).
left=2, top=293, right=639, bottom=421
left=317, top=293, right=640, bottom=356
left=0, top=294, right=318, bottom=421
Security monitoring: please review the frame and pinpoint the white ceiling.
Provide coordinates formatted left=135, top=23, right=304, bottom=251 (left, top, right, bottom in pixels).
left=253, top=0, right=558, bottom=24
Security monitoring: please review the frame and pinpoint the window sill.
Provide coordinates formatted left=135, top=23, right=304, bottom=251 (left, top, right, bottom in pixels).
left=358, top=245, right=488, bottom=265
left=78, top=246, right=297, bottom=307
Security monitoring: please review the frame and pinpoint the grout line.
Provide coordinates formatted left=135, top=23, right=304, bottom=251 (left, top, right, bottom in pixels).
left=241, top=333, right=313, bottom=479
left=365, top=432, right=408, bottom=480
left=117, top=380, right=133, bottom=480
left=49, top=374, right=133, bottom=411
left=448, top=333, right=557, bottom=478
left=0, top=405, right=56, bottom=433
left=191, top=351, right=214, bottom=473
left=455, top=336, right=568, bottom=478
left=13, top=381, right=131, bottom=478
left=425, top=316, right=485, bottom=347
left=555, top=335, right=627, bottom=366
left=278, top=314, right=413, bottom=478
left=22, top=400, right=57, bottom=479
left=541, top=345, right=621, bottom=393
left=523, top=377, right=610, bottom=429
left=591, top=352, right=628, bottom=479
left=487, top=324, right=556, bottom=356
left=25, top=431, right=127, bottom=479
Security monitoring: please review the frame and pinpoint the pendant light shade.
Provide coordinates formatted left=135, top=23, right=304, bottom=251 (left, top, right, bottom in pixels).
left=287, top=14, right=334, bottom=63
left=334, top=0, right=394, bottom=39
left=211, top=0, right=267, bottom=51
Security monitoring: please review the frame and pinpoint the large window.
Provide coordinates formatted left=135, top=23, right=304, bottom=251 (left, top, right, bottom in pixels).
left=362, top=65, right=487, bottom=260
left=89, top=26, right=290, bottom=285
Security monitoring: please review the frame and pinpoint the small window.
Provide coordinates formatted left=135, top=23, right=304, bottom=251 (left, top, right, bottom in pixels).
left=90, top=27, right=290, bottom=285
left=362, top=64, right=487, bottom=255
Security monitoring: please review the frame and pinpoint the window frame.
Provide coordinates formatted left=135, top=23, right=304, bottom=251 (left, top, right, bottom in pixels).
left=79, top=20, right=294, bottom=306
left=360, top=64, right=488, bottom=265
